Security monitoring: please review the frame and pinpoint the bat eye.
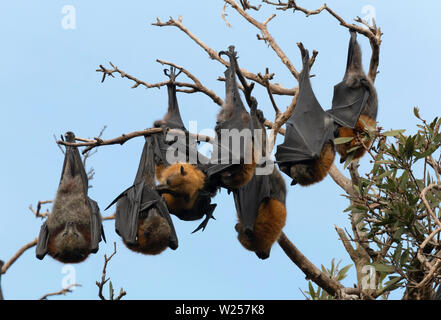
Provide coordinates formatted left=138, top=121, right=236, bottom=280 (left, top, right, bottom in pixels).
left=180, top=166, right=187, bottom=176
left=166, top=178, right=171, bottom=186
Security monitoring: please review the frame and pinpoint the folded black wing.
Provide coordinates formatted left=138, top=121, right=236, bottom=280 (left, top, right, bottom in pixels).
left=233, top=173, right=271, bottom=234
left=61, top=131, right=89, bottom=196
left=161, top=67, right=187, bottom=131
left=108, top=136, right=179, bottom=249
left=326, top=30, right=370, bottom=129
left=276, top=48, right=334, bottom=165
left=36, top=221, right=50, bottom=260
left=88, top=198, right=105, bottom=253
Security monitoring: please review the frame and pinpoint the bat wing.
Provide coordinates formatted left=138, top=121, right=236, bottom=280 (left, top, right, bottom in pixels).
left=139, top=187, right=179, bottom=250
left=110, top=136, right=179, bottom=249
left=161, top=67, right=187, bottom=131
left=152, top=130, right=210, bottom=168
left=326, top=31, right=370, bottom=129
left=164, top=81, right=186, bottom=131
left=205, top=137, right=243, bottom=178
left=36, top=221, right=50, bottom=260
left=112, top=181, right=144, bottom=244
left=87, top=197, right=105, bottom=254
left=61, top=132, right=89, bottom=196
left=143, top=135, right=179, bottom=249
left=327, top=85, right=369, bottom=128
left=276, top=49, right=334, bottom=165
left=233, top=173, right=271, bottom=234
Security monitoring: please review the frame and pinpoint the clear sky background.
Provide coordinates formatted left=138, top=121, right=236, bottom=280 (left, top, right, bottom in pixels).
left=0, top=0, right=439, bottom=300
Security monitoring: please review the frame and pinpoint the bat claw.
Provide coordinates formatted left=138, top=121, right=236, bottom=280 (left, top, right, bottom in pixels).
left=192, top=204, right=217, bottom=233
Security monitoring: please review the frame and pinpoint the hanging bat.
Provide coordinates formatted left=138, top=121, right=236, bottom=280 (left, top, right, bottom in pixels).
left=206, top=46, right=256, bottom=190
left=150, top=67, right=218, bottom=233
left=152, top=67, right=210, bottom=179
left=106, top=135, right=178, bottom=255
left=36, top=132, right=105, bottom=263
left=275, top=45, right=336, bottom=186
left=327, top=30, right=378, bottom=163
left=234, top=165, right=287, bottom=260
left=231, top=84, right=286, bottom=259
left=0, top=260, right=4, bottom=300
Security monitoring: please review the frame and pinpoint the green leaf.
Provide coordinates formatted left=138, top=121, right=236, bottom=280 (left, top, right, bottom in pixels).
left=334, top=137, right=354, bottom=145
left=347, top=146, right=361, bottom=153
left=383, top=277, right=402, bottom=292
left=109, top=281, right=114, bottom=300
left=400, top=249, right=410, bottom=267
left=399, top=171, right=409, bottom=190
left=372, top=263, right=395, bottom=274
left=393, top=243, right=402, bottom=264
left=308, top=281, right=316, bottom=300
left=383, top=129, right=406, bottom=137
left=344, top=152, right=355, bottom=169
left=338, top=264, right=352, bottom=281
left=413, top=107, right=421, bottom=120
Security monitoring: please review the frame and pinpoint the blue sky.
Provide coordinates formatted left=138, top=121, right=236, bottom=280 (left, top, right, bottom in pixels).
left=0, top=0, right=439, bottom=300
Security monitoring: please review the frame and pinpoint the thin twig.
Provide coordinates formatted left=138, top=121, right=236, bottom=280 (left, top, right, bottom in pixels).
left=96, top=243, right=126, bottom=300
left=263, top=0, right=382, bottom=82
left=152, top=15, right=296, bottom=95
left=39, top=284, right=81, bottom=300
left=29, top=200, right=52, bottom=219
left=1, top=239, right=38, bottom=274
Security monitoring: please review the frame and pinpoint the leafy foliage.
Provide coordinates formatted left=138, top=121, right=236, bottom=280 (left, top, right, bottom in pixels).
left=346, top=110, right=441, bottom=299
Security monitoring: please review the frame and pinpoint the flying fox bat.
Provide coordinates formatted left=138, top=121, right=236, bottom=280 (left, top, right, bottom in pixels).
left=106, top=135, right=178, bottom=255
left=150, top=67, right=218, bottom=233
left=206, top=46, right=257, bottom=190
left=327, top=30, right=378, bottom=163
left=152, top=67, right=210, bottom=179
left=36, top=132, right=105, bottom=263
left=234, top=164, right=287, bottom=260
left=275, top=46, right=336, bottom=186
left=232, top=90, right=286, bottom=259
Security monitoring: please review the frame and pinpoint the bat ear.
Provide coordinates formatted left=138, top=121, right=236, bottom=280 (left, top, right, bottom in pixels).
left=180, top=165, right=187, bottom=176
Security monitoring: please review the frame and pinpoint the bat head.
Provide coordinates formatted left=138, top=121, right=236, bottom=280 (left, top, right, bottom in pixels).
left=157, top=163, right=205, bottom=197
left=157, top=163, right=205, bottom=206
left=135, top=209, right=171, bottom=255
left=50, top=222, right=90, bottom=263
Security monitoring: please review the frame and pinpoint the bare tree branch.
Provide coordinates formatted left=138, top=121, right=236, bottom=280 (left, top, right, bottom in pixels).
left=57, top=127, right=214, bottom=155
left=152, top=15, right=296, bottom=95
left=262, top=0, right=382, bottom=82
left=96, top=243, right=126, bottom=300
left=278, top=232, right=359, bottom=299
left=29, top=200, right=52, bottom=219
left=39, top=284, right=81, bottom=300
left=1, top=239, right=37, bottom=274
